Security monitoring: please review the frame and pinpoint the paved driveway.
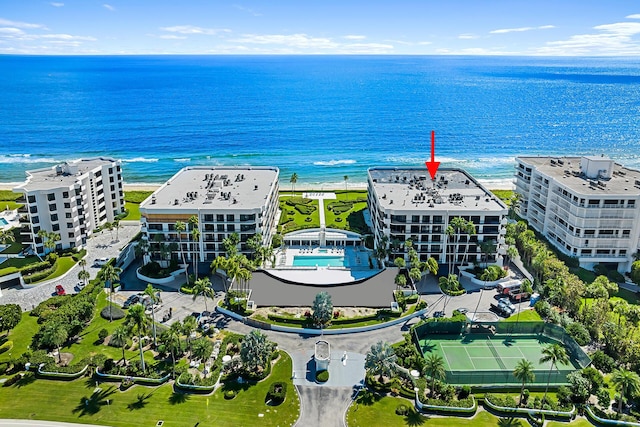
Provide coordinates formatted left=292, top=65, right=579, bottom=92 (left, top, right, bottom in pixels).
left=0, top=225, right=140, bottom=310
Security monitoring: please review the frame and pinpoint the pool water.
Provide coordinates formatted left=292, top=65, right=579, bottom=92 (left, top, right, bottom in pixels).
left=293, top=255, right=346, bottom=267
left=0, top=218, right=8, bottom=226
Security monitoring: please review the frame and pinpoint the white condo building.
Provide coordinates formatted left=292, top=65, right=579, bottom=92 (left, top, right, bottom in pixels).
left=14, top=158, right=125, bottom=254
left=514, top=156, right=640, bottom=272
left=139, top=166, right=279, bottom=263
left=367, top=167, right=508, bottom=267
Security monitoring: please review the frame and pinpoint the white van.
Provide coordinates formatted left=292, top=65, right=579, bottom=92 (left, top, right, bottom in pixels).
left=93, top=257, right=110, bottom=267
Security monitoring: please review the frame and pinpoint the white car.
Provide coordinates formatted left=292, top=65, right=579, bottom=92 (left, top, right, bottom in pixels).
left=498, top=298, right=516, bottom=314
left=93, top=257, right=110, bottom=267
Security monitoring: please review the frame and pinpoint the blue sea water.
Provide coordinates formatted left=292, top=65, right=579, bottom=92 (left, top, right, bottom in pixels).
left=1, top=55, right=640, bottom=188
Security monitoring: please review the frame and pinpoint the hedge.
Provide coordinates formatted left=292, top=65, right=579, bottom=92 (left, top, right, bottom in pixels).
left=267, top=381, right=287, bottom=404
left=316, top=370, right=329, bottom=382
left=0, top=340, right=13, bottom=354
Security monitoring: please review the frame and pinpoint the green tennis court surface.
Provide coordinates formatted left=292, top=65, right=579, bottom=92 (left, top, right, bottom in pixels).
left=417, top=333, right=581, bottom=385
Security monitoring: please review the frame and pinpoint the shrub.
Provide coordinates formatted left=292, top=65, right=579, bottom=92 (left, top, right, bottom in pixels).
left=396, top=404, right=410, bottom=416
left=2, top=373, right=23, bottom=387
left=100, top=305, right=126, bottom=320
left=566, top=322, right=590, bottom=345
left=534, top=300, right=552, bottom=319
left=596, top=387, right=611, bottom=408
left=224, top=389, right=236, bottom=400
left=522, top=389, right=530, bottom=404
left=458, top=385, right=471, bottom=399
left=316, top=370, right=329, bottom=383
left=267, top=381, right=287, bottom=404
left=0, top=340, right=13, bottom=355
left=607, top=270, right=625, bottom=283
left=631, top=261, right=640, bottom=285
left=591, top=350, right=616, bottom=373
left=416, top=300, right=427, bottom=310
left=98, top=328, right=109, bottom=342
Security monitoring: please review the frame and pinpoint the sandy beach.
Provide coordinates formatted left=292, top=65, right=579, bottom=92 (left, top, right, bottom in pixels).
left=0, top=178, right=514, bottom=193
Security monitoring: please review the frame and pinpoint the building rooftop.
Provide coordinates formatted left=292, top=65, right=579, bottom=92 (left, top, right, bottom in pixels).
left=15, top=157, right=118, bottom=192
left=517, top=156, right=640, bottom=195
left=368, top=167, right=506, bottom=212
left=140, top=166, right=279, bottom=211
left=314, top=340, right=330, bottom=360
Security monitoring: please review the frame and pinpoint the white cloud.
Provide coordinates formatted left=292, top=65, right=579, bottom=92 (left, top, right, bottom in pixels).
left=0, top=18, right=47, bottom=29
left=458, top=33, right=479, bottom=40
left=343, top=35, right=366, bottom=40
left=536, top=21, right=640, bottom=55
left=103, top=4, right=115, bottom=12
left=41, top=34, right=97, bottom=41
left=158, top=34, right=187, bottom=40
left=417, top=41, right=432, bottom=45
left=436, top=47, right=516, bottom=55
left=490, top=25, right=555, bottom=34
left=231, top=33, right=338, bottom=49
left=161, top=25, right=231, bottom=36
left=626, top=14, right=640, bottom=19
left=50, top=2, right=64, bottom=7
left=233, top=5, right=262, bottom=17
left=0, top=27, right=25, bottom=35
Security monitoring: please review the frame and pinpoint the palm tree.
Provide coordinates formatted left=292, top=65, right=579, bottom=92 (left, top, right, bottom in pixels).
left=539, top=344, right=569, bottom=407
left=110, top=325, right=130, bottom=365
left=611, top=368, right=640, bottom=413
left=222, top=232, right=240, bottom=257
left=104, top=221, right=114, bottom=240
left=290, top=173, right=298, bottom=196
left=182, top=315, right=197, bottom=361
left=423, top=257, right=439, bottom=276
left=102, top=264, right=122, bottom=322
left=126, top=303, right=149, bottom=372
left=135, top=239, right=150, bottom=263
left=143, top=283, right=160, bottom=347
left=113, top=219, right=122, bottom=242
left=162, top=323, right=182, bottom=378
left=461, top=220, right=476, bottom=265
left=192, top=276, right=214, bottom=313
left=506, top=245, right=519, bottom=269
left=445, top=225, right=455, bottom=274
left=343, top=175, right=349, bottom=197
left=0, top=229, right=15, bottom=246
left=513, top=359, right=535, bottom=406
left=192, top=337, right=213, bottom=365
left=190, top=226, right=200, bottom=280
left=175, top=220, right=188, bottom=283
left=395, top=273, right=407, bottom=290
left=78, top=258, right=87, bottom=273
left=77, top=269, right=90, bottom=287
left=42, top=322, right=68, bottom=364
left=480, top=239, right=497, bottom=268
left=449, top=217, right=467, bottom=272
left=312, top=291, right=333, bottom=328
left=423, top=353, right=446, bottom=397
left=240, top=330, right=274, bottom=373
left=365, top=341, right=397, bottom=383
left=439, top=274, right=460, bottom=294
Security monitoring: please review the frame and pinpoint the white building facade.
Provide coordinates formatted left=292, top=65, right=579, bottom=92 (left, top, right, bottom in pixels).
left=14, top=158, right=125, bottom=254
left=367, top=167, right=508, bottom=268
left=139, top=166, right=279, bottom=263
left=514, top=156, right=640, bottom=272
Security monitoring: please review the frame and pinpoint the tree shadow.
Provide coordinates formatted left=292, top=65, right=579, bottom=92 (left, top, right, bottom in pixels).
left=404, top=409, right=428, bottom=426
left=420, top=341, right=436, bottom=353
left=497, top=417, right=524, bottom=426
left=357, top=389, right=381, bottom=406
left=168, top=391, right=190, bottom=405
left=127, top=391, right=154, bottom=410
left=72, top=386, right=117, bottom=416
left=15, top=373, right=37, bottom=388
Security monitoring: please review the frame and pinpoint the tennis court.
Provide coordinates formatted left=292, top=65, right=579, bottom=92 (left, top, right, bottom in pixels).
left=417, top=333, right=582, bottom=385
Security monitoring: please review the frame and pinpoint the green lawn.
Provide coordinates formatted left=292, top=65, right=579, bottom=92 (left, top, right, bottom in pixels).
left=122, top=191, right=153, bottom=221
left=501, top=308, right=542, bottom=322
left=346, top=394, right=592, bottom=427
left=324, top=191, right=368, bottom=233
left=490, top=189, right=515, bottom=206
left=0, top=255, right=41, bottom=276
left=571, top=268, right=597, bottom=284
left=1, top=201, right=23, bottom=211
left=0, top=227, right=26, bottom=255
left=0, top=312, right=39, bottom=361
left=32, top=256, right=77, bottom=284
left=278, top=196, right=320, bottom=232
left=122, top=201, right=142, bottom=221
left=0, top=351, right=299, bottom=427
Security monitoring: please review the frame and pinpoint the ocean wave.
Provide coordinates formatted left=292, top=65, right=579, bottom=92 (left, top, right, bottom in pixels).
left=0, top=154, right=60, bottom=164
left=312, top=159, right=357, bottom=166
left=173, top=158, right=192, bottom=162
left=123, top=157, right=159, bottom=163
left=385, top=156, right=461, bottom=164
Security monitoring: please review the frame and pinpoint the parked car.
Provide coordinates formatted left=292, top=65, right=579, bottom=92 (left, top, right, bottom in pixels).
left=55, top=285, right=66, bottom=296
left=123, top=294, right=140, bottom=309
left=433, top=310, right=445, bottom=318
left=498, top=298, right=516, bottom=314
left=93, top=257, right=110, bottom=267
left=75, top=281, right=86, bottom=291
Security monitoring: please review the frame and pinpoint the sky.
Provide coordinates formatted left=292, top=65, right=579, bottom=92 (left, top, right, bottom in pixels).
left=1, top=0, right=640, bottom=55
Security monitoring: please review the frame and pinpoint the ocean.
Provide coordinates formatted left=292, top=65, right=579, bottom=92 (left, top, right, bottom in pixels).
left=1, top=55, right=640, bottom=188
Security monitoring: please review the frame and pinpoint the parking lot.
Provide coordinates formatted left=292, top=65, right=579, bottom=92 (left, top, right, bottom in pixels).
left=0, top=224, right=140, bottom=310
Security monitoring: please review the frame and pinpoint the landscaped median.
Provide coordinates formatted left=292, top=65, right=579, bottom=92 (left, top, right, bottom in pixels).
left=482, top=392, right=576, bottom=421
left=415, top=393, right=477, bottom=416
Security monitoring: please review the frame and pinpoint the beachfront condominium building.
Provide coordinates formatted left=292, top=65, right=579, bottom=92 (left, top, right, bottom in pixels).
left=14, top=158, right=125, bottom=255
left=139, top=166, right=279, bottom=264
left=515, top=155, right=640, bottom=273
left=367, top=167, right=508, bottom=268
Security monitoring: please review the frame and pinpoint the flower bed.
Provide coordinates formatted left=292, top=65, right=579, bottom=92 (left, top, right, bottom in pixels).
left=415, top=394, right=477, bottom=416
left=483, top=393, right=575, bottom=420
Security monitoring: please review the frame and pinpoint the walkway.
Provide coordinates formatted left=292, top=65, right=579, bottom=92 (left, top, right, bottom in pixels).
left=302, top=192, right=336, bottom=228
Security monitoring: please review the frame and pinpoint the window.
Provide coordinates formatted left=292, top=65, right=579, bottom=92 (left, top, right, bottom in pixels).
left=32, top=215, right=39, bottom=223
left=581, top=249, right=592, bottom=255
left=64, top=202, right=70, bottom=209
left=47, top=193, right=56, bottom=201
left=227, top=224, right=235, bottom=232
left=217, top=224, right=224, bottom=232
left=50, top=214, right=58, bottom=222
left=52, top=224, right=60, bottom=231
left=95, top=171, right=102, bottom=178
left=67, top=222, right=73, bottom=229
left=27, top=195, right=36, bottom=203
left=65, top=212, right=72, bottom=218
left=226, top=214, right=235, bottom=222
left=68, top=232, right=75, bottom=238
left=433, top=215, right=443, bottom=224
left=412, top=215, right=420, bottom=223
left=216, top=214, right=224, bottom=222
left=29, top=206, right=37, bottom=214
left=49, top=203, right=57, bottom=212
left=62, top=191, right=69, bottom=198
left=204, top=214, right=214, bottom=222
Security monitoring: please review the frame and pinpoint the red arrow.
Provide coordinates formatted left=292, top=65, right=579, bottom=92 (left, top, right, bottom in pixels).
left=425, top=130, right=440, bottom=179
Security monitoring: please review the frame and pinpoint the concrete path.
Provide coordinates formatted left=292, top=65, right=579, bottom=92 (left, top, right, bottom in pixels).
left=296, top=386, right=352, bottom=427
left=302, top=192, right=336, bottom=228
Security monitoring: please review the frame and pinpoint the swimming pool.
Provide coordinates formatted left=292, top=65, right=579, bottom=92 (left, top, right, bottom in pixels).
left=0, top=218, right=8, bottom=226
left=292, top=255, right=346, bottom=267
